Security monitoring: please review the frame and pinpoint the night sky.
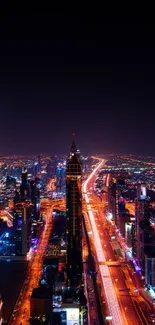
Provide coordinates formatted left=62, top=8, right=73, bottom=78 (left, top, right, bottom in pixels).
left=0, top=17, right=155, bottom=155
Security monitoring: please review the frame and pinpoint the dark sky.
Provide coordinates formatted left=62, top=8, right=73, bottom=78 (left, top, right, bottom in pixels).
left=0, top=17, right=155, bottom=156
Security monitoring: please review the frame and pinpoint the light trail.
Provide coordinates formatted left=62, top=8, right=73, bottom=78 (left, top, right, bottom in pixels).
left=83, top=160, right=124, bottom=325
left=0, top=210, right=13, bottom=227
left=9, top=206, right=53, bottom=325
left=106, top=173, right=110, bottom=187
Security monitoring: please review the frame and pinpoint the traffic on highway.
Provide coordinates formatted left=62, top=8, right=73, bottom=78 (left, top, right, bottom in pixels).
left=83, top=159, right=150, bottom=325
left=9, top=205, right=53, bottom=325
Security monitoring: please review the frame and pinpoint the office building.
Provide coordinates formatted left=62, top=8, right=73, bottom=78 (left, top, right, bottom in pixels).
left=6, top=176, right=16, bottom=189
left=132, top=183, right=155, bottom=284
left=33, top=162, right=39, bottom=178
left=14, top=190, right=20, bottom=205
left=134, top=184, right=150, bottom=260
left=115, top=177, right=126, bottom=227
left=42, top=257, right=58, bottom=286
left=108, top=178, right=116, bottom=221
left=66, top=140, right=83, bottom=286
left=137, top=183, right=147, bottom=201
left=53, top=287, right=87, bottom=325
left=0, top=203, right=32, bottom=257
left=46, top=158, right=56, bottom=179
left=138, top=218, right=155, bottom=274
left=30, top=284, right=53, bottom=322
left=56, top=162, right=66, bottom=195
left=108, top=176, right=126, bottom=226
left=13, top=203, right=32, bottom=256
left=30, top=177, right=40, bottom=221
left=47, top=241, right=62, bottom=257
left=20, top=167, right=30, bottom=201
left=145, top=255, right=155, bottom=287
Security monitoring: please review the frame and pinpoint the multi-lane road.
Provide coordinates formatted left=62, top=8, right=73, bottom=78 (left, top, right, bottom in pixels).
left=9, top=206, right=53, bottom=325
left=8, top=198, right=64, bottom=324
left=83, top=159, right=149, bottom=325
left=8, top=158, right=152, bottom=324
left=83, top=160, right=124, bottom=325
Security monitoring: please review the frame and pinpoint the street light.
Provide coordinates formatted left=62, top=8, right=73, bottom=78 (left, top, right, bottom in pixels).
left=106, top=316, right=112, bottom=320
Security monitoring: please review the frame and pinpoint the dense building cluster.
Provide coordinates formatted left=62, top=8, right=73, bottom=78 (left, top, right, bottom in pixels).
left=2, top=149, right=155, bottom=324
left=97, top=155, right=155, bottom=289
left=0, top=144, right=90, bottom=324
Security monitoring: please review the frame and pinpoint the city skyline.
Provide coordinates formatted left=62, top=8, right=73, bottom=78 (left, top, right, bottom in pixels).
left=2, top=15, right=155, bottom=324
left=1, top=143, right=155, bottom=323
left=0, top=18, right=155, bottom=156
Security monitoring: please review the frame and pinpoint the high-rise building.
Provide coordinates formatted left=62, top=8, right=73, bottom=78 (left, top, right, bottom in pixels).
left=6, top=176, right=16, bottom=188
left=46, top=158, right=56, bottom=179
left=20, top=168, right=30, bottom=201
left=66, top=140, right=83, bottom=286
left=115, top=177, right=126, bottom=227
left=33, top=162, right=39, bottom=178
left=137, top=183, right=147, bottom=201
left=13, top=203, right=32, bottom=255
left=30, top=285, right=53, bottom=322
left=108, top=176, right=126, bottom=226
left=144, top=214, right=155, bottom=286
left=14, top=190, right=20, bottom=205
left=133, top=184, right=150, bottom=260
left=30, top=178, right=40, bottom=221
left=131, top=183, right=155, bottom=283
left=138, top=219, right=155, bottom=278
left=108, top=178, right=116, bottom=221
left=56, top=162, right=66, bottom=195
left=0, top=203, right=32, bottom=257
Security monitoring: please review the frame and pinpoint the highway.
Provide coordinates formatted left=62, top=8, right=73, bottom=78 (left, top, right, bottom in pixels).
left=9, top=205, right=53, bottom=325
left=94, top=206, right=144, bottom=325
left=41, top=197, right=66, bottom=211
left=83, top=160, right=124, bottom=325
left=83, top=160, right=147, bottom=325
left=104, top=173, right=150, bottom=324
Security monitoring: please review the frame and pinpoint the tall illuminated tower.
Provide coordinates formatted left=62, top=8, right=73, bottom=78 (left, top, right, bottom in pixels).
left=66, top=140, right=83, bottom=286
left=20, top=167, right=30, bottom=201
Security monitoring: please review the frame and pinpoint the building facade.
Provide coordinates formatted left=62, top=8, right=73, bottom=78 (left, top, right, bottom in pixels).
left=66, top=141, right=83, bottom=286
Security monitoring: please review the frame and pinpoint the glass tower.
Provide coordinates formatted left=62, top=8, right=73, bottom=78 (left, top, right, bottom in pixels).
left=66, top=140, right=83, bottom=286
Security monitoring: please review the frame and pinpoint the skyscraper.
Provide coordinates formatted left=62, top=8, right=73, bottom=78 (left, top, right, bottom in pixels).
left=13, top=203, right=32, bottom=256
left=30, top=177, right=40, bottom=221
left=108, top=178, right=116, bottom=221
left=66, top=140, right=83, bottom=286
left=20, top=167, right=30, bottom=201
left=134, top=184, right=150, bottom=259
left=131, top=183, right=153, bottom=278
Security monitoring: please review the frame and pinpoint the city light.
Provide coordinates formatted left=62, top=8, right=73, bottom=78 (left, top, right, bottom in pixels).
left=106, top=316, right=113, bottom=320
left=2, top=145, right=155, bottom=324
left=83, top=160, right=124, bottom=325
left=107, top=212, right=113, bottom=221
